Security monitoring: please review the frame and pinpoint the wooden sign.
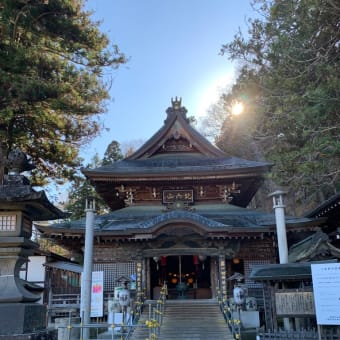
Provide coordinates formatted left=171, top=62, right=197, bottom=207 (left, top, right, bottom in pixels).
left=275, top=292, right=315, bottom=316
left=163, top=189, right=193, bottom=203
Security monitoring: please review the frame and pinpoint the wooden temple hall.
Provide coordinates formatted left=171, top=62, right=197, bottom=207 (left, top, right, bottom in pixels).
left=39, top=98, right=325, bottom=302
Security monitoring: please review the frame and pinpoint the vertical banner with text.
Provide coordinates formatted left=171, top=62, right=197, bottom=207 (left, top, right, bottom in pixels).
left=81, top=271, right=104, bottom=318
left=91, top=271, right=104, bottom=317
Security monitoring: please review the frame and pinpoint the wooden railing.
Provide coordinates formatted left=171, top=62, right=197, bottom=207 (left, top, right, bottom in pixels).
left=48, top=291, right=116, bottom=323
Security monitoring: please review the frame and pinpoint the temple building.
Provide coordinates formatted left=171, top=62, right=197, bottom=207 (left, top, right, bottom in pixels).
left=38, top=98, right=325, bottom=302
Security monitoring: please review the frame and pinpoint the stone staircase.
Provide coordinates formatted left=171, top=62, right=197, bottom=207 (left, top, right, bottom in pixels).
left=132, top=299, right=234, bottom=340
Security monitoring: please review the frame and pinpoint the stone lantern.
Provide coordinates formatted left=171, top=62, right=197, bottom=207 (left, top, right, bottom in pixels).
left=0, top=148, right=66, bottom=336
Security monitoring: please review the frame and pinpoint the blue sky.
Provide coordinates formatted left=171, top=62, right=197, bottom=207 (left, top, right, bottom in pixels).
left=81, top=0, right=256, bottom=161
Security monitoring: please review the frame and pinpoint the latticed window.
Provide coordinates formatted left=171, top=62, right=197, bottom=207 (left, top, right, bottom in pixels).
left=0, top=215, right=16, bottom=231
left=244, top=259, right=270, bottom=288
left=94, top=262, right=136, bottom=292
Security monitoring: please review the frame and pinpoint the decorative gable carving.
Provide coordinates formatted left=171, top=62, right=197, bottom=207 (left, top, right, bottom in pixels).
left=159, top=135, right=196, bottom=153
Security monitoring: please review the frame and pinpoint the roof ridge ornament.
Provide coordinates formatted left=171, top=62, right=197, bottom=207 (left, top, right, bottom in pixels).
left=165, top=97, right=188, bottom=122
left=171, top=96, right=182, bottom=109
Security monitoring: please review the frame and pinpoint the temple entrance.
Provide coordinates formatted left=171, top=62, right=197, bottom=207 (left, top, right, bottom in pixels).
left=151, top=255, right=212, bottom=299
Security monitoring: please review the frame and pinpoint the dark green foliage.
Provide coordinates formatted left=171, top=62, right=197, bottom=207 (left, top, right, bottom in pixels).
left=64, top=176, right=106, bottom=220
left=218, top=0, right=339, bottom=208
left=0, top=0, right=126, bottom=185
left=102, top=140, right=123, bottom=165
left=65, top=140, right=123, bottom=219
left=64, top=159, right=108, bottom=220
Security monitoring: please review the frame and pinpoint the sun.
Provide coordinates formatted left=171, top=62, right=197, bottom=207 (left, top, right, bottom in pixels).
left=231, top=101, right=244, bottom=116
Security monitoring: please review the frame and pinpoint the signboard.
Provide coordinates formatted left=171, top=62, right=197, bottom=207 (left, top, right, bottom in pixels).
left=311, top=263, right=340, bottom=325
left=91, top=271, right=104, bottom=317
left=81, top=271, right=104, bottom=318
left=163, top=189, right=193, bottom=203
left=275, top=292, right=315, bottom=316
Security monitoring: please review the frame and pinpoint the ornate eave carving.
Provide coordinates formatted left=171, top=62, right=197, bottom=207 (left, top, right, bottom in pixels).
left=160, top=135, right=194, bottom=153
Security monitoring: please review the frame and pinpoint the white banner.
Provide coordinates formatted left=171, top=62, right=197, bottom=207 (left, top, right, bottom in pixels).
left=81, top=271, right=104, bottom=318
left=91, top=271, right=104, bottom=317
left=311, top=263, right=340, bottom=325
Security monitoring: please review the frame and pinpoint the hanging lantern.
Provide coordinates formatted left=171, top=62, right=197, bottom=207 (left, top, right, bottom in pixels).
left=232, top=257, right=241, bottom=264
left=193, top=255, right=199, bottom=272
left=171, top=277, right=178, bottom=284
left=161, top=256, right=167, bottom=266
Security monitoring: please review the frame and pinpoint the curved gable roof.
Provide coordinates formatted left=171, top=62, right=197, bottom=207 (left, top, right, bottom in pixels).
left=127, top=98, right=226, bottom=160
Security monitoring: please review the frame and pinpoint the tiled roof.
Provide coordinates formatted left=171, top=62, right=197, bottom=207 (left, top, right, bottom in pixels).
left=39, top=204, right=318, bottom=235
left=0, top=179, right=67, bottom=221
left=288, top=231, right=340, bottom=262
left=250, top=260, right=337, bottom=280
left=305, top=192, right=340, bottom=218
left=44, top=261, right=83, bottom=273
left=84, top=156, right=271, bottom=175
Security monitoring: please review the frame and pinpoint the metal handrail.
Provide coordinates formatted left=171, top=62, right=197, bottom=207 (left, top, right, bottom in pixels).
left=131, top=285, right=167, bottom=340
left=217, top=288, right=241, bottom=340
left=54, top=286, right=168, bottom=340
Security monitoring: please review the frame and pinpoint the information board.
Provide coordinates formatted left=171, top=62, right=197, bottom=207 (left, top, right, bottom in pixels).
left=275, top=292, right=315, bottom=316
left=311, top=263, right=340, bottom=325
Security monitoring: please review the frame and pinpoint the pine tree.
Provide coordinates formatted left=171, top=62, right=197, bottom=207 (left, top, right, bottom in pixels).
left=0, top=0, right=126, bottom=185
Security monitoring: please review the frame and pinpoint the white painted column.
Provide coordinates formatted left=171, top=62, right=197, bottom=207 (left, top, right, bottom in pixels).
left=269, top=190, right=291, bottom=331
left=269, top=190, right=288, bottom=264
left=81, top=197, right=96, bottom=340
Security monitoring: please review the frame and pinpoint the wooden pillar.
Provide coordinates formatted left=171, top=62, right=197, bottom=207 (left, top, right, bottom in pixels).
left=210, top=257, right=216, bottom=298
left=219, top=255, right=227, bottom=301
left=136, top=259, right=143, bottom=300
left=145, top=257, right=150, bottom=299
left=263, top=281, right=276, bottom=331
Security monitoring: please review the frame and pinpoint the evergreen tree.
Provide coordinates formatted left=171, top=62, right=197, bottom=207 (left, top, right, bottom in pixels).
left=219, top=0, right=340, bottom=208
left=64, top=154, right=107, bottom=220
left=102, top=140, right=123, bottom=165
left=0, top=0, right=126, bottom=185
left=65, top=140, right=123, bottom=219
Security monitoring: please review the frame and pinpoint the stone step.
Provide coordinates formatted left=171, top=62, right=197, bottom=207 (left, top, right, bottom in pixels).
left=99, top=299, right=234, bottom=340
left=158, top=300, right=234, bottom=340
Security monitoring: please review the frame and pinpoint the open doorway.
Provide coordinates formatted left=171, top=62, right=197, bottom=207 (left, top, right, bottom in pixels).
left=151, top=255, right=211, bottom=299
